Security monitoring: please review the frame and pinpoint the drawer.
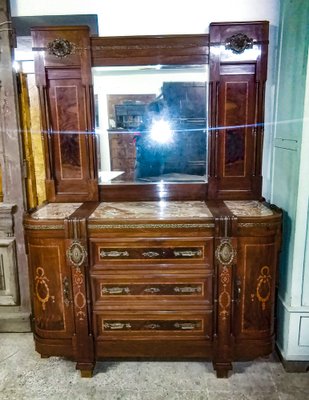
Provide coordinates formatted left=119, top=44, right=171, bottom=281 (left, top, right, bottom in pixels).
left=90, top=238, right=213, bottom=269
left=94, top=311, right=212, bottom=340
left=91, top=273, right=212, bottom=306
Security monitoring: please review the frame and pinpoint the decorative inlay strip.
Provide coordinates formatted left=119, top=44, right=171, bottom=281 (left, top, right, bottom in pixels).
left=73, top=268, right=86, bottom=321
left=238, top=223, right=276, bottom=228
left=24, top=224, right=64, bottom=230
left=219, top=266, right=231, bottom=320
left=89, top=223, right=214, bottom=230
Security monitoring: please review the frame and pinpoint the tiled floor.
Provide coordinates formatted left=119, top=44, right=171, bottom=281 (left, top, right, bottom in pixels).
left=0, top=333, right=308, bottom=400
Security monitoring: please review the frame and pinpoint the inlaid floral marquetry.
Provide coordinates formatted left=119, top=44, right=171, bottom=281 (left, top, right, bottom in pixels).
left=218, top=267, right=231, bottom=320
left=73, top=268, right=86, bottom=321
left=256, top=266, right=272, bottom=310
left=35, top=267, right=54, bottom=311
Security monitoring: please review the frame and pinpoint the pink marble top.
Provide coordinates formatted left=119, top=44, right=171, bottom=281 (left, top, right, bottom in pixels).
left=224, top=201, right=273, bottom=217
left=31, top=203, right=82, bottom=220
left=89, top=201, right=212, bottom=220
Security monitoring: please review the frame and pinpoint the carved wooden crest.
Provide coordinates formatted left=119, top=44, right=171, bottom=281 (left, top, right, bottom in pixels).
left=47, top=38, right=76, bottom=58
left=225, top=33, right=253, bottom=54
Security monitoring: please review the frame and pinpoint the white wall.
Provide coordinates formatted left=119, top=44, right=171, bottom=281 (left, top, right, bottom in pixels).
left=10, top=0, right=279, bottom=36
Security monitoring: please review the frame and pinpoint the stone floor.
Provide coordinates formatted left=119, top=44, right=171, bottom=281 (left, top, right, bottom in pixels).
left=0, top=333, right=308, bottom=400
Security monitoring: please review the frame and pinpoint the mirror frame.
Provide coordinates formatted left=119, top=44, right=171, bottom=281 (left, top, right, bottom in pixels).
left=31, top=21, right=268, bottom=203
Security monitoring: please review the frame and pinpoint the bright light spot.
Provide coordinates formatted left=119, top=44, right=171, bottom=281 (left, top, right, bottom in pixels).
left=13, top=61, right=20, bottom=72
left=149, top=119, right=173, bottom=144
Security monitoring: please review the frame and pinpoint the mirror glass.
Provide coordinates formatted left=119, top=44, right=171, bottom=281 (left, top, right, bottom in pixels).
left=93, top=65, right=208, bottom=184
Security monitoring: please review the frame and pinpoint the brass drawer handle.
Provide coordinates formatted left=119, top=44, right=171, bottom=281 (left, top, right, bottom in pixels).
left=103, top=322, right=131, bottom=330
left=174, top=286, right=202, bottom=294
left=142, top=251, right=160, bottom=258
left=144, top=323, right=161, bottom=330
left=173, top=250, right=202, bottom=257
left=101, top=287, right=131, bottom=295
left=174, top=322, right=199, bottom=330
left=100, top=250, right=129, bottom=258
left=143, top=287, right=161, bottom=294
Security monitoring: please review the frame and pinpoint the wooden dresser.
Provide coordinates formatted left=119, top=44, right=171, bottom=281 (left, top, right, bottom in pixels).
left=24, top=200, right=281, bottom=377
left=24, top=21, right=281, bottom=377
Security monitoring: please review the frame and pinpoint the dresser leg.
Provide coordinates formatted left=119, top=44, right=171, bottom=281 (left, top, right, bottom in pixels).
left=213, top=361, right=232, bottom=378
left=76, top=362, right=95, bottom=378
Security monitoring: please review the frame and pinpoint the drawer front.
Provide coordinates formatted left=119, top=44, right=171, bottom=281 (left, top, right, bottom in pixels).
left=91, top=238, right=213, bottom=268
left=92, top=274, right=212, bottom=305
left=94, top=312, right=212, bottom=339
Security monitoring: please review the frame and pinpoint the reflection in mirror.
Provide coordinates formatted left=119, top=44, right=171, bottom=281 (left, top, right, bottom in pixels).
left=93, top=65, right=208, bottom=184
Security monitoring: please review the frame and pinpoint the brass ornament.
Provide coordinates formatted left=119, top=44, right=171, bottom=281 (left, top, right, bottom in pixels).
left=225, top=33, right=254, bottom=54
left=215, top=239, right=236, bottom=266
left=47, top=38, right=76, bottom=58
left=67, top=240, right=87, bottom=267
left=256, top=266, right=271, bottom=310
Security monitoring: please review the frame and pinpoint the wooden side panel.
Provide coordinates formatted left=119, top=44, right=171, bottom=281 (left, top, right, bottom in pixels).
left=28, top=239, right=74, bottom=339
left=208, top=22, right=269, bottom=200
left=234, top=237, right=278, bottom=339
left=31, top=26, right=98, bottom=202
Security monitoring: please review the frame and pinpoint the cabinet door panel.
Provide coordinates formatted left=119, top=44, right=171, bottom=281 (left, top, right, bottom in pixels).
left=234, top=237, right=277, bottom=339
left=28, top=239, right=74, bottom=339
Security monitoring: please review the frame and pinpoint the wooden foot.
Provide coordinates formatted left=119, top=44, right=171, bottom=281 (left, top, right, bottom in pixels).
left=76, top=362, right=95, bottom=378
left=213, top=361, right=232, bottom=378
left=80, top=369, right=93, bottom=378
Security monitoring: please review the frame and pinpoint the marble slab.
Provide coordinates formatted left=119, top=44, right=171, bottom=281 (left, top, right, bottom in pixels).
left=89, top=201, right=212, bottom=220
left=31, top=203, right=82, bottom=220
left=224, top=201, right=273, bottom=217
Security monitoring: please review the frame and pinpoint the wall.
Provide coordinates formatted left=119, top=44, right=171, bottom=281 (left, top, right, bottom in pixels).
left=272, top=0, right=309, bottom=362
left=10, top=0, right=279, bottom=36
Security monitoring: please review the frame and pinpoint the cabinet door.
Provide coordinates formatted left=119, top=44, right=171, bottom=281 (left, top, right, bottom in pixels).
left=234, top=236, right=278, bottom=339
left=28, top=238, right=74, bottom=339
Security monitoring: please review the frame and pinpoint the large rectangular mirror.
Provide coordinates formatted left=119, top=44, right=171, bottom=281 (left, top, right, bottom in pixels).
left=93, top=64, right=208, bottom=184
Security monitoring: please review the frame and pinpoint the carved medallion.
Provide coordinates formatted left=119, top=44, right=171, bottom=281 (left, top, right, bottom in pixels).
left=225, top=33, right=253, bottom=54
left=215, top=239, right=236, bottom=266
left=256, top=266, right=271, bottom=310
left=47, top=38, right=76, bottom=58
left=67, top=240, right=87, bottom=267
